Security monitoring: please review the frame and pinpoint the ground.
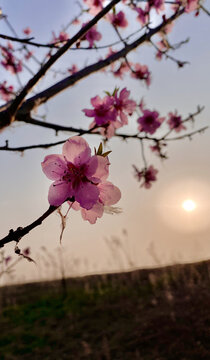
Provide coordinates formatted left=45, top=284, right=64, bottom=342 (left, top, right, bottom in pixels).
left=0, top=260, right=210, bottom=359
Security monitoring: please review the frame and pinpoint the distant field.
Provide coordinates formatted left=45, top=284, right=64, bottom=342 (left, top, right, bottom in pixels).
left=0, top=260, right=210, bottom=359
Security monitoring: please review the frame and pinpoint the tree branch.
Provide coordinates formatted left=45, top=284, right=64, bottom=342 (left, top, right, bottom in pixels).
left=0, top=0, right=121, bottom=128
left=0, top=205, right=58, bottom=248
left=0, top=7, right=184, bottom=126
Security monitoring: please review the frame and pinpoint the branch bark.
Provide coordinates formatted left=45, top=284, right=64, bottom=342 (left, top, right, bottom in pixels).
left=0, top=205, right=58, bottom=248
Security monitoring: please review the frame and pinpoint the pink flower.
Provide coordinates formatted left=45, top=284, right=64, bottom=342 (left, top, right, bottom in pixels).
left=134, top=7, right=149, bottom=25
left=114, top=88, right=136, bottom=124
left=159, top=22, right=174, bottom=37
left=112, top=61, right=129, bottom=79
left=42, top=136, right=114, bottom=210
left=84, top=0, right=104, bottom=15
left=131, top=63, right=151, bottom=86
left=133, top=165, right=158, bottom=189
left=23, top=247, right=30, bottom=256
left=23, top=27, right=32, bottom=35
left=68, top=64, right=78, bottom=74
left=150, top=142, right=167, bottom=158
left=172, top=0, right=199, bottom=13
left=156, top=50, right=163, bottom=61
left=108, top=11, right=128, bottom=28
left=83, top=95, right=117, bottom=126
left=137, top=109, right=164, bottom=134
left=157, top=39, right=168, bottom=51
left=146, top=0, right=165, bottom=13
left=1, top=46, right=22, bottom=74
left=70, top=180, right=121, bottom=224
left=72, top=18, right=80, bottom=25
left=82, top=24, right=102, bottom=48
left=25, top=51, right=33, bottom=60
left=167, top=111, right=186, bottom=132
left=185, top=0, right=200, bottom=12
left=0, top=81, right=14, bottom=101
left=52, top=31, right=69, bottom=45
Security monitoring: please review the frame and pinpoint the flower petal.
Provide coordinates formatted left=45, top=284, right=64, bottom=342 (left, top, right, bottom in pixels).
left=41, top=154, right=67, bottom=180
left=48, top=181, right=73, bottom=206
left=98, top=181, right=121, bottom=205
left=62, top=136, right=91, bottom=166
left=86, top=155, right=109, bottom=182
left=81, top=201, right=104, bottom=224
left=75, top=181, right=99, bottom=210
left=82, top=109, right=95, bottom=117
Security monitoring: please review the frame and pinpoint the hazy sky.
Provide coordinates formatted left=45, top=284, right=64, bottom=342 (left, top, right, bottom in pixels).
left=0, top=0, right=210, bottom=284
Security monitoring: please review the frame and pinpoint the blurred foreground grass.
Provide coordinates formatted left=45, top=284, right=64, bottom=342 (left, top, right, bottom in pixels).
left=0, top=260, right=210, bottom=359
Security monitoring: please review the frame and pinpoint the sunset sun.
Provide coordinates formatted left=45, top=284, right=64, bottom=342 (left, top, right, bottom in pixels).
left=182, top=199, right=196, bottom=212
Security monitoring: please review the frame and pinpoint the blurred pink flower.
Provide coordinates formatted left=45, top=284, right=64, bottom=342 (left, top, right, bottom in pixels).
left=134, top=7, right=149, bottom=25
left=52, top=31, right=69, bottom=45
left=131, top=63, right=151, bottom=86
left=68, top=64, right=78, bottom=74
left=0, top=81, right=14, bottom=101
left=108, top=11, right=128, bottom=28
left=1, top=46, right=22, bottom=74
left=137, top=109, right=164, bottom=134
left=114, top=88, right=136, bottom=124
left=83, top=95, right=117, bottom=126
left=25, top=51, right=33, bottom=60
left=82, top=24, right=102, bottom=48
left=23, top=247, right=30, bottom=256
left=133, top=165, right=158, bottom=188
left=112, top=62, right=129, bottom=79
left=172, top=0, right=199, bottom=13
left=146, top=0, right=165, bottom=13
left=83, top=88, right=135, bottom=138
left=167, top=111, right=186, bottom=132
left=23, top=27, right=32, bottom=35
left=84, top=0, right=104, bottom=15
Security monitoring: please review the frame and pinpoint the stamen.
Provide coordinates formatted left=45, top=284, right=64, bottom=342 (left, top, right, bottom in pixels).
left=53, top=181, right=65, bottom=187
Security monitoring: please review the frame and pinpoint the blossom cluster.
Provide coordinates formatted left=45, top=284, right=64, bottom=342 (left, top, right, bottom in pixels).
left=133, top=165, right=158, bottom=189
left=83, top=87, right=136, bottom=138
left=0, top=44, right=22, bottom=74
left=0, top=81, right=14, bottom=101
left=42, top=136, right=121, bottom=224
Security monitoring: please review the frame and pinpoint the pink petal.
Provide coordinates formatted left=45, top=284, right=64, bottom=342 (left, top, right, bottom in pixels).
left=83, top=109, right=96, bottom=117
left=41, top=154, right=67, bottom=180
left=62, top=136, right=91, bottom=166
left=86, top=155, right=109, bottom=182
left=48, top=181, right=73, bottom=206
left=119, top=87, right=129, bottom=101
left=91, top=95, right=102, bottom=107
left=70, top=201, right=81, bottom=211
left=98, top=181, right=121, bottom=205
left=119, top=110, right=128, bottom=124
left=81, top=201, right=104, bottom=224
left=75, top=181, right=99, bottom=210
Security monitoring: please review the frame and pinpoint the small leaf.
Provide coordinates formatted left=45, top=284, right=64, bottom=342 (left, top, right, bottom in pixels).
left=102, top=150, right=112, bottom=157
left=104, top=91, right=111, bottom=96
left=96, top=142, right=103, bottom=155
left=112, top=87, right=119, bottom=96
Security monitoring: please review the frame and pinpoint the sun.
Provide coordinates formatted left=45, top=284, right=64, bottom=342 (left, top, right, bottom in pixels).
left=182, top=199, right=196, bottom=212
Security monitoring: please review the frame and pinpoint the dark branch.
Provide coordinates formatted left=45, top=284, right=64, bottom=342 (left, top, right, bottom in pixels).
left=0, top=205, right=57, bottom=248
left=0, top=0, right=121, bottom=128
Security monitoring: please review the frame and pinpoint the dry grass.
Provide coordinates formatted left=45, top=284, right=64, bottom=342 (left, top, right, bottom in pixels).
left=0, top=260, right=210, bottom=359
